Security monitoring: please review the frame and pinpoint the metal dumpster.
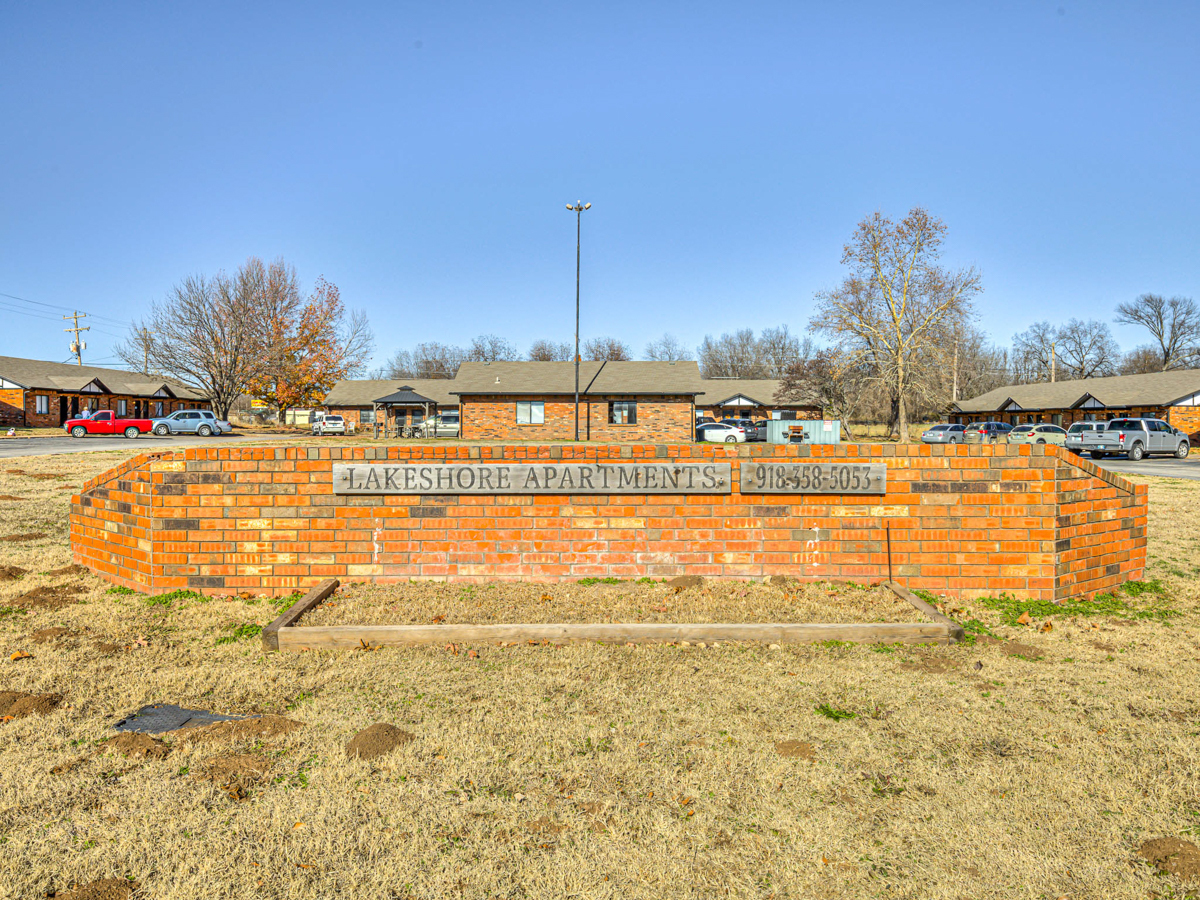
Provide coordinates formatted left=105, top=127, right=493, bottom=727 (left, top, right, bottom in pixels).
left=765, top=419, right=841, bottom=445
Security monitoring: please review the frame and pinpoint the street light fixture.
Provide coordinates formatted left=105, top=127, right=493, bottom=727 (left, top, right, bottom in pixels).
left=566, top=201, right=591, bottom=440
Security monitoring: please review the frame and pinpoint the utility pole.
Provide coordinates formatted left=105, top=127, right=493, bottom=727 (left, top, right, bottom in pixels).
left=952, top=343, right=958, bottom=402
left=566, top=201, right=591, bottom=440
left=1050, top=341, right=1056, bottom=383
left=63, top=311, right=90, bottom=365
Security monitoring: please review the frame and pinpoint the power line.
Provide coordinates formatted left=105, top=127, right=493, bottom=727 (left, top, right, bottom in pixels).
left=0, top=289, right=130, bottom=327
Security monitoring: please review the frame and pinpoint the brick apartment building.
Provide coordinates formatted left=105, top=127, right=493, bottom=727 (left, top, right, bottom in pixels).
left=0, top=356, right=210, bottom=428
left=952, top=369, right=1200, bottom=436
left=695, top=378, right=821, bottom=422
left=453, top=360, right=704, bottom=441
left=322, top=378, right=460, bottom=429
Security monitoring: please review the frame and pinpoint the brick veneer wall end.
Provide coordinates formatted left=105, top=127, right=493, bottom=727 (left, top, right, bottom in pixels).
left=70, top=442, right=1147, bottom=602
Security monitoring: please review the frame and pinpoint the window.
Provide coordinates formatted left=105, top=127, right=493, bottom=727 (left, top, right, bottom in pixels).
left=155, top=401, right=164, bottom=417
left=609, top=401, right=637, bottom=425
left=35, top=395, right=49, bottom=415
left=117, top=399, right=127, bottom=416
left=516, top=401, right=545, bottom=425
left=360, top=409, right=376, bottom=425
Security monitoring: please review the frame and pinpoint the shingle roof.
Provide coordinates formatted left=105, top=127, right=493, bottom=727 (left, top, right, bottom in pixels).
left=450, top=361, right=706, bottom=396
left=0, top=355, right=205, bottom=400
left=322, top=378, right=460, bottom=408
left=955, top=369, right=1200, bottom=413
left=374, top=386, right=436, bottom=406
left=696, top=378, right=807, bottom=407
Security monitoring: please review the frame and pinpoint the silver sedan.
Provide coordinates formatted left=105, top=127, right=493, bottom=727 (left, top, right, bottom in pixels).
left=921, top=424, right=966, bottom=444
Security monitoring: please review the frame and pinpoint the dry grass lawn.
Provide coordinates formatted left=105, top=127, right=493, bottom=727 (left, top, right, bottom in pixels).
left=2, top=451, right=1199, bottom=899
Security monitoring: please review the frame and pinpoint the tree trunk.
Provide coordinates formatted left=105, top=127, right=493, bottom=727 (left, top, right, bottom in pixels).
left=895, top=358, right=909, bottom=443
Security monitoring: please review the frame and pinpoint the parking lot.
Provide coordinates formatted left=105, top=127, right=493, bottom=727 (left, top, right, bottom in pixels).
left=1092, top=454, right=1200, bottom=481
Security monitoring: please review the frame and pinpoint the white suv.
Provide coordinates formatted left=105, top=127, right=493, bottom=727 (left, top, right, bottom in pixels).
left=311, top=414, right=346, bottom=436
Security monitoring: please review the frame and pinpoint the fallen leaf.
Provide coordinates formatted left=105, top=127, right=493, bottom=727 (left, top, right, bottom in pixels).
left=134, top=636, right=149, bottom=648
left=431, top=614, right=445, bottom=624
left=445, top=643, right=459, bottom=655
left=10, top=650, right=32, bottom=661
left=1040, top=622, right=1053, bottom=633
left=1016, top=612, right=1033, bottom=626
left=467, top=649, right=479, bottom=659
left=293, top=822, right=305, bottom=829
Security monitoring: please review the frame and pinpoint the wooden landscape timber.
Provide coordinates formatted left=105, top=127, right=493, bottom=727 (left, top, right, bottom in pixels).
left=261, top=579, right=961, bottom=651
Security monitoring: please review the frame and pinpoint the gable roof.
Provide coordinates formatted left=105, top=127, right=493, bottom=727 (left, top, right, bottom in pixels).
left=697, top=378, right=806, bottom=407
left=374, top=386, right=436, bottom=406
left=322, top=378, right=460, bottom=408
left=0, top=356, right=205, bottom=400
left=955, top=368, right=1200, bottom=413
left=451, top=360, right=706, bottom=396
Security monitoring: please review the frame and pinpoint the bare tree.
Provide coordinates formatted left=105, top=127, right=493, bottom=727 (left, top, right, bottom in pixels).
left=758, top=326, right=810, bottom=377
left=1011, top=321, right=1058, bottom=383
left=583, top=336, right=632, bottom=361
left=697, top=329, right=765, bottom=378
left=810, top=208, right=981, bottom=442
left=1055, top=318, right=1121, bottom=380
left=411, top=342, right=466, bottom=378
left=382, top=349, right=416, bottom=379
left=775, top=349, right=870, bottom=435
left=114, top=323, right=159, bottom=376
left=1121, top=344, right=1165, bottom=375
left=127, top=268, right=263, bottom=418
left=528, top=339, right=573, bottom=361
left=467, top=334, right=520, bottom=362
left=644, top=333, right=693, bottom=362
left=1115, top=294, right=1200, bottom=371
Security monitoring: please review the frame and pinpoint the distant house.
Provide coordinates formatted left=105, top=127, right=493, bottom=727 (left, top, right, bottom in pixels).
left=952, top=369, right=1200, bottom=436
left=0, top=356, right=209, bottom=427
left=321, top=378, right=460, bottom=429
left=694, top=378, right=821, bottom=422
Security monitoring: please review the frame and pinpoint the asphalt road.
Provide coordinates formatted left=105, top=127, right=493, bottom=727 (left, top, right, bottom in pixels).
left=0, top=432, right=302, bottom=459
left=1090, top=454, right=1200, bottom=481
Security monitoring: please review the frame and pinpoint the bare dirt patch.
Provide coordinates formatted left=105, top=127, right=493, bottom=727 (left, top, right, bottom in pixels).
left=196, top=753, right=269, bottom=800
left=774, top=740, right=815, bottom=759
left=347, top=723, right=414, bottom=760
left=6, top=468, right=65, bottom=480
left=1, top=532, right=47, bottom=542
left=1138, top=837, right=1200, bottom=882
left=52, top=878, right=136, bottom=900
left=102, top=732, right=170, bottom=760
left=30, top=626, right=75, bottom=643
left=46, top=564, right=89, bottom=577
left=13, top=583, right=85, bottom=610
left=0, top=690, right=62, bottom=719
left=0, top=494, right=24, bottom=502
left=171, top=714, right=302, bottom=745
left=0, top=564, right=27, bottom=581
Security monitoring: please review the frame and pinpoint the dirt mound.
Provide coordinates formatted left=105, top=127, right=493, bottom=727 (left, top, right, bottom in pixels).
left=767, top=574, right=793, bottom=586
left=197, top=753, right=268, bottom=799
left=0, top=494, right=25, bottom=501
left=47, top=564, right=89, bottom=577
left=899, top=655, right=957, bottom=674
left=7, top=468, right=64, bottom=480
left=1139, top=837, right=1200, bottom=882
left=0, top=565, right=27, bottom=581
left=1, top=532, right=47, bottom=542
left=102, top=732, right=170, bottom=760
left=667, top=575, right=705, bottom=588
left=14, top=584, right=84, bottom=610
left=346, top=723, right=414, bottom=760
left=0, top=691, right=62, bottom=720
left=54, top=878, right=136, bottom=899
left=177, top=714, right=302, bottom=743
left=94, top=641, right=124, bottom=655
left=30, top=627, right=75, bottom=643
left=774, top=740, right=815, bottom=759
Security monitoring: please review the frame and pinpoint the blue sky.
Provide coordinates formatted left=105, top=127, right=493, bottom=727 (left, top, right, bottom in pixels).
left=1, top=1, right=1197, bottom=369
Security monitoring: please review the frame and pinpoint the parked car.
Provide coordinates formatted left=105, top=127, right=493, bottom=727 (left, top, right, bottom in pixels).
left=418, top=412, right=460, bottom=438
left=1076, top=417, right=1190, bottom=461
left=1064, top=421, right=1106, bottom=454
left=921, top=423, right=966, bottom=444
left=151, top=409, right=232, bottom=436
left=311, top=414, right=346, bottom=436
left=63, top=410, right=153, bottom=439
left=1006, top=423, right=1067, bottom=446
left=963, top=421, right=1013, bottom=444
left=720, top=418, right=765, bottom=442
left=697, top=422, right=746, bottom=443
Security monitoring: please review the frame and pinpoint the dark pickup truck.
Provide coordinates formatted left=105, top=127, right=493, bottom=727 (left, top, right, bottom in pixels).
left=1076, top=417, right=1190, bottom=461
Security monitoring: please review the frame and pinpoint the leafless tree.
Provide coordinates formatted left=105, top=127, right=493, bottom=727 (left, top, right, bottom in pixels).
left=776, top=349, right=871, bottom=436
left=1120, top=344, right=1165, bottom=375
left=758, top=326, right=810, bottom=378
left=125, top=267, right=263, bottom=418
left=1011, top=321, right=1058, bottom=383
left=644, top=333, right=693, bottom=362
left=1055, top=318, right=1121, bottom=380
left=583, top=336, right=632, bottom=361
left=697, top=329, right=765, bottom=378
left=382, top=349, right=416, bottom=379
left=467, top=334, right=520, bottom=362
left=411, top=342, right=466, bottom=378
left=1115, top=294, right=1200, bottom=371
left=114, top=323, right=159, bottom=376
left=527, top=339, right=574, bottom=361
left=810, top=208, right=981, bottom=441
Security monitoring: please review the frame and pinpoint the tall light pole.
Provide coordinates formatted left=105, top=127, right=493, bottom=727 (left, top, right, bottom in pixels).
left=566, top=201, right=591, bottom=440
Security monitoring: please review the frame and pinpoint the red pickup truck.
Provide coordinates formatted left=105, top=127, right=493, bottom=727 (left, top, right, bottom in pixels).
left=63, top=410, right=154, bottom=439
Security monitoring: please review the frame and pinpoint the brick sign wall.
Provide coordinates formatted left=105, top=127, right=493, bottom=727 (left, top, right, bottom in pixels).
left=70, top=442, right=1147, bottom=602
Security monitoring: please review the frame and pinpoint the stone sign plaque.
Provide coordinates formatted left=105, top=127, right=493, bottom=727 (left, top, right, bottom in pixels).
left=739, top=461, right=887, bottom=494
left=333, top=462, right=734, bottom=495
